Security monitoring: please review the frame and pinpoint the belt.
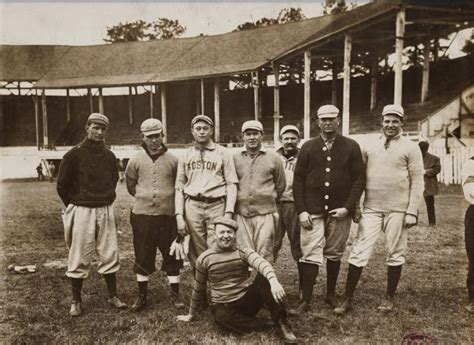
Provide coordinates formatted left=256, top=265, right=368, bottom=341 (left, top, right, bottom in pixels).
left=187, top=195, right=225, bottom=203
left=278, top=200, right=294, bottom=204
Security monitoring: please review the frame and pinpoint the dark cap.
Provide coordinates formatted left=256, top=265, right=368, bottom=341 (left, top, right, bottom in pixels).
left=213, top=216, right=238, bottom=231
left=87, top=113, right=109, bottom=127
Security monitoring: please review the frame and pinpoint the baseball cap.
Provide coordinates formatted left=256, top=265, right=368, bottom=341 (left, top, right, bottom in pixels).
left=241, top=120, right=263, bottom=133
left=213, top=216, right=238, bottom=231
left=87, top=113, right=109, bottom=127
left=191, top=114, right=214, bottom=127
left=140, top=118, right=163, bottom=136
left=280, top=125, right=300, bottom=137
left=382, top=104, right=404, bottom=118
left=316, top=105, right=339, bottom=119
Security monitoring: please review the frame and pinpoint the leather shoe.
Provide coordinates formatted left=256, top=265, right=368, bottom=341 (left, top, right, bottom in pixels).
left=377, top=296, right=394, bottom=312
left=334, top=298, right=353, bottom=315
left=278, top=318, right=297, bottom=344
left=108, top=296, right=127, bottom=309
left=131, top=295, right=147, bottom=312
left=288, top=301, right=310, bottom=316
left=325, top=294, right=338, bottom=308
left=69, top=301, right=82, bottom=317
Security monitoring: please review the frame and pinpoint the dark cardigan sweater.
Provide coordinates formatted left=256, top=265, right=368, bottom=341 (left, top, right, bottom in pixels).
left=57, top=138, right=118, bottom=207
left=293, top=135, right=365, bottom=215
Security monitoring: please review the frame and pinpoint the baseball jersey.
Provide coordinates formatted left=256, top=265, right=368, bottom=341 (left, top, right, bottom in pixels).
left=276, top=147, right=299, bottom=202
left=175, top=141, right=238, bottom=199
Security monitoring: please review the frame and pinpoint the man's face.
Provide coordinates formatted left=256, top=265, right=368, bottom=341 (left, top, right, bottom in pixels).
left=215, top=224, right=236, bottom=251
left=381, top=114, right=403, bottom=139
left=191, top=121, right=213, bottom=144
left=86, top=122, right=107, bottom=142
left=317, top=117, right=340, bottom=135
left=242, top=129, right=263, bottom=150
left=280, top=131, right=300, bottom=154
left=143, top=132, right=163, bottom=152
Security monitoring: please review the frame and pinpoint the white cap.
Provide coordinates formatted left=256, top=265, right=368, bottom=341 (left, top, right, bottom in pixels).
left=316, top=105, right=339, bottom=119
left=382, top=104, right=404, bottom=118
left=280, top=125, right=300, bottom=137
left=241, top=120, right=263, bottom=133
left=140, top=118, right=163, bottom=136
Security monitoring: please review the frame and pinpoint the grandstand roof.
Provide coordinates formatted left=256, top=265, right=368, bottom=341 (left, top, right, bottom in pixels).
left=2, top=1, right=473, bottom=88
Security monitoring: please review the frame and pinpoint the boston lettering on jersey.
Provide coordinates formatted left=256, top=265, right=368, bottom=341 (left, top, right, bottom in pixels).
left=186, top=160, right=218, bottom=171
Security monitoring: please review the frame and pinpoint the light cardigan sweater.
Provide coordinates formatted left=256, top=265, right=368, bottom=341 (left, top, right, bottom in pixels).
left=363, top=134, right=424, bottom=216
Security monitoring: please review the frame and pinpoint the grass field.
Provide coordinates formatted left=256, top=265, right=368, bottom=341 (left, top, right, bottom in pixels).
left=1, top=181, right=473, bottom=344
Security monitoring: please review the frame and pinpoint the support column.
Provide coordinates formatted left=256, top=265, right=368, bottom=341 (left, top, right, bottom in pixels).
left=195, top=83, right=201, bottom=115
left=273, top=62, right=282, bottom=145
left=98, top=88, right=104, bottom=114
left=370, top=53, right=378, bottom=110
left=394, top=7, right=405, bottom=106
left=253, top=70, right=261, bottom=120
left=342, top=34, right=352, bottom=136
left=33, top=91, right=40, bottom=150
left=88, top=88, right=94, bottom=113
left=161, top=84, right=168, bottom=143
left=214, top=79, right=220, bottom=142
left=331, top=61, right=337, bottom=105
left=128, top=86, right=133, bottom=125
left=66, top=89, right=71, bottom=122
left=41, top=90, right=49, bottom=147
left=304, top=49, right=311, bottom=140
left=149, top=85, right=154, bottom=117
left=201, top=79, right=205, bottom=115
left=421, top=38, right=430, bottom=102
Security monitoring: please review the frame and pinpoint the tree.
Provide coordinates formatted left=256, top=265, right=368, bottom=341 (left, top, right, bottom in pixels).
left=322, top=0, right=357, bottom=15
left=235, top=7, right=306, bottom=31
left=104, top=18, right=186, bottom=43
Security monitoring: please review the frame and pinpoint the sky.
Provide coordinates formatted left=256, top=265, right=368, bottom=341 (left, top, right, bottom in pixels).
left=0, top=0, right=336, bottom=45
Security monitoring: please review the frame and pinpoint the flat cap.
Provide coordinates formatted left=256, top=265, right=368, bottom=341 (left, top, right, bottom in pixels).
left=140, top=118, right=163, bottom=136
left=316, top=105, right=339, bottom=119
left=382, top=104, right=404, bottom=118
left=280, top=125, right=300, bottom=137
left=213, top=216, right=238, bottom=231
left=191, top=114, right=214, bottom=127
left=241, top=120, right=263, bottom=133
left=87, top=113, right=109, bottom=127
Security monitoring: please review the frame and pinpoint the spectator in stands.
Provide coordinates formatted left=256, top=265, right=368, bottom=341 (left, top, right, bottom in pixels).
left=48, top=161, right=56, bottom=182
left=462, top=156, right=474, bottom=313
left=36, top=163, right=44, bottom=181
left=57, top=113, right=127, bottom=317
left=418, top=141, right=441, bottom=226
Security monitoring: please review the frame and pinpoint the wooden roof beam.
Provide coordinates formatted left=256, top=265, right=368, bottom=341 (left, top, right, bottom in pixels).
left=406, top=4, right=474, bottom=15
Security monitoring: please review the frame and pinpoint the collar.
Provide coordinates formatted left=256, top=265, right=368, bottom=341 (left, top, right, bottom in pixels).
left=81, top=137, right=106, bottom=150
left=194, top=140, right=216, bottom=151
left=320, top=133, right=337, bottom=144
left=277, top=146, right=299, bottom=159
left=380, top=130, right=403, bottom=144
left=142, top=143, right=168, bottom=159
left=241, top=145, right=266, bottom=155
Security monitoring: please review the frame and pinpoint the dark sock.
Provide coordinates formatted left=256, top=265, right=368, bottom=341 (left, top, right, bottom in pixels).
left=297, top=262, right=304, bottom=292
left=345, top=264, right=363, bottom=299
left=71, top=278, right=83, bottom=302
left=138, top=281, right=148, bottom=297
left=104, top=273, right=117, bottom=298
left=387, top=265, right=402, bottom=297
left=170, top=283, right=179, bottom=295
left=301, top=263, right=319, bottom=303
left=326, top=259, right=341, bottom=296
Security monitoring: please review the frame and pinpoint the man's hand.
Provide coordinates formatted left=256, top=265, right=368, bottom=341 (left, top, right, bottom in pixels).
left=329, top=207, right=349, bottom=219
left=352, top=208, right=362, bottom=223
left=404, top=214, right=417, bottom=228
left=169, top=237, right=187, bottom=261
left=224, top=212, right=233, bottom=219
left=299, top=212, right=313, bottom=230
left=176, top=314, right=194, bottom=322
left=176, top=215, right=188, bottom=237
left=269, top=279, right=286, bottom=303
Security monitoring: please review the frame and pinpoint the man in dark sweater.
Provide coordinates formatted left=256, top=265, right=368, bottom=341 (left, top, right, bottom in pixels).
left=176, top=216, right=297, bottom=343
left=57, top=113, right=127, bottom=317
left=291, top=105, right=365, bottom=314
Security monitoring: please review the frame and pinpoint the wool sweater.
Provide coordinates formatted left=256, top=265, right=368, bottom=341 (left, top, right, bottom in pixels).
left=277, top=147, right=299, bottom=202
left=363, top=135, right=424, bottom=215
left=233, top=147, right=286, bottom=217
left=57, top=138, right=118, bottom=207
left=189, top=246, right=276, bottom=314
left=125, top=144, right=178, bottom=216
left=293, top=135, right=365, bottom=215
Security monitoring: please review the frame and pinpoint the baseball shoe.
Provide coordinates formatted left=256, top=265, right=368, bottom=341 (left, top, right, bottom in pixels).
left=171, top=292, right=185, bottom=309
left=288, top=301, right=310, bottom=316
left=465, top=302, right=474, bottom=314
left=108, top=296, right=127, bottom=309
left=377, top=296, right=394, bottom=312
left=334, top=298, right=353, bottom=315
left=278, top=318, right=298, bottom=344
left=69, top=301, right=82, bottom=317
left=325, top=294, right=338, bottom=308
left=130, top=295, right=147, bottom=312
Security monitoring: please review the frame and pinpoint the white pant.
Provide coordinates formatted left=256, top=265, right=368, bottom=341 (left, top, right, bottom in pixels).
left=348, top=209, right=408, bottom=267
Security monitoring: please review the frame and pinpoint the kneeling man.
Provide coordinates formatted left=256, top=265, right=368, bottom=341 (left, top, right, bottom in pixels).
left=177, top=216, right=297, bottom=344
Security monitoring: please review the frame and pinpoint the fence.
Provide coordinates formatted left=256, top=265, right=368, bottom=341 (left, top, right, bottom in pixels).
left=431, top=146, right=474, bottom=185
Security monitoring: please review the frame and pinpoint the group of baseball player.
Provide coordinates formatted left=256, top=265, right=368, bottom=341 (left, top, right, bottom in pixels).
left=56, top=102, right=474, bottom=343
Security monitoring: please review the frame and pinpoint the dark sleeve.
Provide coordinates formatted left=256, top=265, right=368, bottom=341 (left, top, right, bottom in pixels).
left=425, top=155, right=441, bottom=177
left=110, top=152, right=119, bottom=188
left=293, top=143, right=308, bottom=214
left=56, top=151, right=75, bottom=206
left=343, top=141, right=366, bottom=213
